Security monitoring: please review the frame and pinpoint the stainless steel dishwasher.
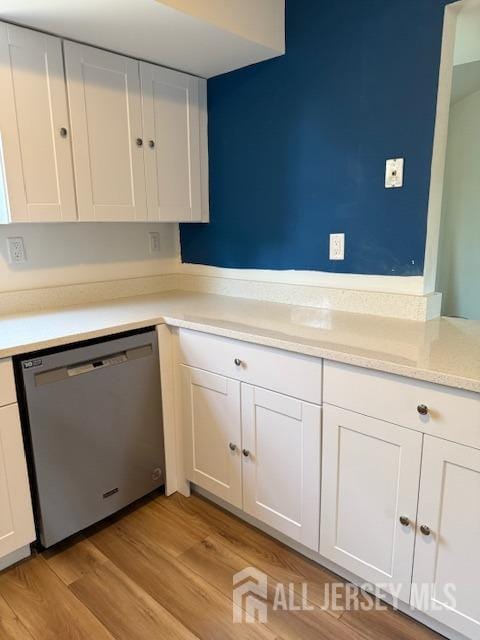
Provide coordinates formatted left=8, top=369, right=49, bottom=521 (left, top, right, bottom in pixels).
left=18, top=328, right=165, bottom=548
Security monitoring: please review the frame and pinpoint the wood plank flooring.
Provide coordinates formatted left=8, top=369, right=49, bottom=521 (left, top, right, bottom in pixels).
left=0, top=492, right=444, bottom=640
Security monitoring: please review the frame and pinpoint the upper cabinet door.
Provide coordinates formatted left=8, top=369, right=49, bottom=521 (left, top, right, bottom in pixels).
left=412, top=436, right=480, bottom=639
left=320, top=405, right=423, bottom=604
left=0, top=23, right=76, bottom=222
left=141, top=63, right=202, bottom=222
left=64, top=42, right=147, bottom=221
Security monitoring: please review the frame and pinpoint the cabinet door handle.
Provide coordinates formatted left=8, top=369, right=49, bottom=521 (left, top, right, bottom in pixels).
left=417, top=404, right=429, bottom=416
left=242, top=449, right=250, bottom=458
left=420, top=525, right=431, bottom=536
left=149, top=140, right=155, bottom=148
left=136, top=138, right=143, bottom=147
left=399, top=516, right=410, bottom=527
left=229, top=443, right=237, bottom=452
left=60, top=127, right=68, bottom=138
left=234, top=358, right=242, bottom=367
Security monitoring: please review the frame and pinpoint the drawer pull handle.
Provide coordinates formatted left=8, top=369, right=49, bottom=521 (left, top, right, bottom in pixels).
left=229, top=443, right=238, bottom=452
left=417, top=404, right=429, bottom=416
left=59, top=127, right=68, bottom=138
left=242, top=449, right=250, bottom=458
left=420, top=525, right=431, bottom=536
left=234, top=358, right=243, bottom=367
left=136, top=137, right=143, bottom=147
left=399, top=516, right=410, bottom=527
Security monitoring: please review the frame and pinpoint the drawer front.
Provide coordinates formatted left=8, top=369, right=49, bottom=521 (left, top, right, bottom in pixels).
left=177, top=330, right=322, bottom=404
left=324, top=361, right=480, bottom=449
left=0, top=360, right=16, bottom=407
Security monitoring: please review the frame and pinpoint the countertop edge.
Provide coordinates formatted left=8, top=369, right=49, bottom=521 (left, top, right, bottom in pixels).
left=1, top=311, right=479, bottom=395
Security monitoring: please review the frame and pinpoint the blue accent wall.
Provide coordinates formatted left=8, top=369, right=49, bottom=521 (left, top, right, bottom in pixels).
left=181, top=0, right=450, bottom=276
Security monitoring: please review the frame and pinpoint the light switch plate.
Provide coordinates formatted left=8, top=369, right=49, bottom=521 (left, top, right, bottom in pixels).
left=385, top=158, right=404, bottom=188
left=329, top=233, right=345, bottom=260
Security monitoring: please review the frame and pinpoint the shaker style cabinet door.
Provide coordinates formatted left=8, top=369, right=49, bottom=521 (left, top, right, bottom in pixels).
left=320, top=405, right=423, bottom=604
left=0, top=404, right=35, bottom=559
left=141, top=63, right=202, bottom=222
left=64, top=42, right=147, bottom=221
left=182, top=366, right=242, bottom=508
left=241, top=384, right=321, bottom=550
left=412, top=436, right=480, bottom=639
left=0, top=22, right=76, bottom=222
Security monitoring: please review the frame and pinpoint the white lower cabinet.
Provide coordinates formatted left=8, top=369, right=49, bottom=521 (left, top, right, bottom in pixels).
left=0, top=404, right=35, bottom=559
left=412, top=436, right=480, bottom=639
left=181, top=356, right=321, bottom=550
left=320, top=405, right=423, bottom=604
left=182, top=366, right=242, bottom=508
left=242, top=385, right=321, bottom=550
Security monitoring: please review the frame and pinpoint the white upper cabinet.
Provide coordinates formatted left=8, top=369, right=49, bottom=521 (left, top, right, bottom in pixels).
left=320, top=405, right=423, bottom=604
left=0, top=23, right=76, bottom=223
left=64, top=42, right=147, bottom=222
left=412, top=436, right=480, bottom=639
left=141, top=64, right=202, bottom=222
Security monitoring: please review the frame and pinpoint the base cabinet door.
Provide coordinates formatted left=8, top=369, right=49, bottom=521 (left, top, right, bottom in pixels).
left=412, top=436, right=480, bottom=639
left=320, top=405, right=422, bottom=603
left=0, top=23, right=76, bottom=223
left=0, top=404, right=35, bottom=558
left=182, top=366, right=242, bottom=508
left=242, top=385, right=321, bottom=550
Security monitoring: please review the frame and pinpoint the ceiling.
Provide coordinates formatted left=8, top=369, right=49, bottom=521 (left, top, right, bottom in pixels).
left=0, top=0, right=285, bottom=78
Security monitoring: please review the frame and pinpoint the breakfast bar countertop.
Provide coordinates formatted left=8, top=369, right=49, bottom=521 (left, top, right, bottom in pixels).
left=0, top=290, right=479, bottom=394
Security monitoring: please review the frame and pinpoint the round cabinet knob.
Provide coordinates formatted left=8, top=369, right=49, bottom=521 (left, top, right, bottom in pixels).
left=136, top=138, right=143, bottom=147
left=229, top=443, right=237, bottom=452
left=242, top=449, right=250, bottom=458
left=417, top=404, right=429, bottom=416
left=59, top=127, right=68, bottom=138
left=149, top=140, right=155, bottom=148
left=234, top=358, right=243, bottom=367
left=420, top=525, right=431, bottom=536
left=399, top=516, right=410, bottom=527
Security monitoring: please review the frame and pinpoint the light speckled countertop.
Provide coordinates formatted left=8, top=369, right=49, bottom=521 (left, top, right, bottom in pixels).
left=0, top=290, right=479, bottom=393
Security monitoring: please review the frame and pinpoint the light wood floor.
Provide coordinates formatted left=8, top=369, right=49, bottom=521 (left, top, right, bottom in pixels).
left=0, top=492, right=444, bottom=640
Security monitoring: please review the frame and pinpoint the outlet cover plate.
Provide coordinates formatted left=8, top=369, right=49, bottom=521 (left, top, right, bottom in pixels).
left=7, top=237, right=26, bottom=264
left=329, top=233, right=345, bottom=260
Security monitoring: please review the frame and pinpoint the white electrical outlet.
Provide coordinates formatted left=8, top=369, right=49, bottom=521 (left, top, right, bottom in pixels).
left=385, top=158, right=404, bottom=188
left=7, top=237, right=26, bottom=264
left=329, top=233, right=345, bottom=260
left=149, top=231, right=161, bottom=254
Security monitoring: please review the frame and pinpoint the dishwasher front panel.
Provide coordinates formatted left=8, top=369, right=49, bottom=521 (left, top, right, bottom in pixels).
left=20, top=330, right=165, bottom=548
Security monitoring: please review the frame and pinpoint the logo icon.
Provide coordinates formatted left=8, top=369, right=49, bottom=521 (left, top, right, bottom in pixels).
left=233, top=567, right=268, bottom=623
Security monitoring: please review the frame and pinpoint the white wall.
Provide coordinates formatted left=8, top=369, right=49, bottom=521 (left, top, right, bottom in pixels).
left=437, top=89, right=480, bottom=320
left=454, top=3, right=480, bottom=66
left=0, top=223, right=178, bottom=293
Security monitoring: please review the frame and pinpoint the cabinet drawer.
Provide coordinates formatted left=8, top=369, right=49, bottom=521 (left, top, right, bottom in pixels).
left=177, top=330, right=322, bottom=404
left=0, top=360, right=16, bottom=407
left=324, top=361, right=480, bottom=449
